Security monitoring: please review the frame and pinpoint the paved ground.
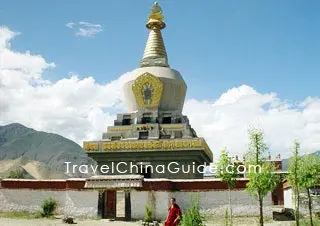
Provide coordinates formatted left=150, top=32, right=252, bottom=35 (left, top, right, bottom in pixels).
left=0, top=218, right=295, bottom=226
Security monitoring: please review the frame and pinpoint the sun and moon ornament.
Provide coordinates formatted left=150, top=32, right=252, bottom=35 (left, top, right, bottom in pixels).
left=132, top=72, right=163, bottom=109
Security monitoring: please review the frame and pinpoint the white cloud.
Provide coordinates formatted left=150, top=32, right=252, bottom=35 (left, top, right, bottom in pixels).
left=1, top=26, right=320, bottom=159
left=0, top=26, right=128, bottom=143
left=65, top=21, right=103, bottom=37
left=183, top=87, right=320, bottom=158
left=65, top=22, right=75, bottom=29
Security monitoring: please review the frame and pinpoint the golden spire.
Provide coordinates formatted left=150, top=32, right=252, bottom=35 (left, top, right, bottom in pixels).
left=140, top=2, right=169, bottom=68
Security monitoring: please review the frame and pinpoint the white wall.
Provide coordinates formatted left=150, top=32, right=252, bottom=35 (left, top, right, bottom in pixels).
left=0, top=189, right=99, bottom=217
left=131, top=190, right=273, bottom=220
left=0, top=188, right=275, bottom=220
left=284, top=188, right=293, bottom=209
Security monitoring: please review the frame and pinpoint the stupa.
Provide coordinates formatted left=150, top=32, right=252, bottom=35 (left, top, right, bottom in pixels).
left=84, top=2, right=213, bottom=179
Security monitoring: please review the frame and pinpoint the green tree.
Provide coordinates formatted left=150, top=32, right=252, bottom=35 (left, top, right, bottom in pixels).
left=179, top=194, right=204, bottom=226
left=245, top=128, right=280, bottom=226
left=299, top=155, right=320, bottom=226
left=287, top=140, right=302, bottom=226
left=216, top=147, right=237, bottom=226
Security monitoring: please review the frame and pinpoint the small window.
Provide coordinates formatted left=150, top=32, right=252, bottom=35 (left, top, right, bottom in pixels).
left=111, top=136, right=121, bottom=141
left=162, top=117, right=172, bottom=124
left=175, top=118, right=182, bottom=123
left=142, top=117, right=152, bottom=124
left=160, top=134, right=171, bottom=139
left=139, top=131, right=149, bottom=140
left=122, top=118, right=131, bottom=125
left=142, top=113, right=152, bottom=124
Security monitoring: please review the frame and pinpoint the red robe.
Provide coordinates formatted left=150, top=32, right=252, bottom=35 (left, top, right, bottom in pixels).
left=165, top=204, right=182, bottom=226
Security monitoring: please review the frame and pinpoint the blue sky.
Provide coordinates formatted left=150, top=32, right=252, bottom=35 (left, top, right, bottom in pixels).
left=1, top=0, right=320, bottom=101
left=1, top=1, right=320, bottom=156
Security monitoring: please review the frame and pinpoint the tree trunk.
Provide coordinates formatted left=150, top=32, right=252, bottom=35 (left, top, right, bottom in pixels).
left=307, top=188, right=313, bottom=226
left=294, top=187, right=300, bottom=226
left=258, top=192, right=264, bottom=226
left=228, top=187, right=233, bottom=226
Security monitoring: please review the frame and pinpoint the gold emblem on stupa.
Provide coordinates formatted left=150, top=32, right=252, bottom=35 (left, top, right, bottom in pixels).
left=132, top=72, right=163, bottom=109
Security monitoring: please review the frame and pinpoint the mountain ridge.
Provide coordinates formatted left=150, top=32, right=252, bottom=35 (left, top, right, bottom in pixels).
left=0, top=123, right=96, bottom=179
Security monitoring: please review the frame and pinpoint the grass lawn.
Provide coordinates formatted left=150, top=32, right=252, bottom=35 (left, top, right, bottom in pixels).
left=203, top=215, right=273, bottom=225
left=0, top=211, right=50, bottom=219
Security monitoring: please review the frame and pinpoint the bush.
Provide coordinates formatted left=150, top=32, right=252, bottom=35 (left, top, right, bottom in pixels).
left=7, top=169, right=25, bottom=179
left=144, top=205, right=153, bottom=222
left=179, top=194, right=205, bottom=226
left=41, top=197, right=58, bottom=217
left=224, top=208, right=229, bottom=226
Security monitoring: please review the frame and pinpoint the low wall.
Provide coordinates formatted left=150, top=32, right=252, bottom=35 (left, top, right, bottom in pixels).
left=0, top=189, right=98, bottom=217
left=0, top=178, right=276, bottom=219
left=130, top=190, right=273, bottom=220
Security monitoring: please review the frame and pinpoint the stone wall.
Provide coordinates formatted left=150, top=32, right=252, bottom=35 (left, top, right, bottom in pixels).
left=0, top=189, right=98, bottom=217
left=130, top=190, right=273, bottom=220
left=299, top=193, right=320, bottom=215
left=284, top=188, right=320, bottom=216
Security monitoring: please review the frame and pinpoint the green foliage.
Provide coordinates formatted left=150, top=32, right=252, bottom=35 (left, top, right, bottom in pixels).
left=291, top=217, right=320, bottom=226
left=287, top=140, right=302, bottom=226
left=0, top=211, right=42, bottom=219
left=245, top=127, right=280, bottom=226
left=246, top=127, right=268, bottom=165
left=40, top=197, right=58, bottom=217
left=179, top=194, right=204, bottom=226
left=217, top=147, right=237, bottom=226
left=217, top=147, right=237, bottom=189
left=144, top=205, right=153, bottom=222
left=246, top=162, right=280, bottom=199
left=299, top=155, right=320, bottom=189
left=287, top=140, right=302, bottom=188
left=287, top=141, right=320, bottom=226
left=7, top=168, right=25, bottom=179
left=245, top=128, right=280, bottom=198
left=224, top=208, right=229, bottom=226
left=299, top=155, right=320, bottom=226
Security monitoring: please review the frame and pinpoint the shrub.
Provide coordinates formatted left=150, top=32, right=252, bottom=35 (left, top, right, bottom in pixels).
left=179, top=194, right=204, bottom=226
left=41, top=197, right=58, bottom=217
left=144, top=205, right=153, bottom=222
left=7, top=169, right=25, bottom=179
left=224, top=208, right=229, bottom=226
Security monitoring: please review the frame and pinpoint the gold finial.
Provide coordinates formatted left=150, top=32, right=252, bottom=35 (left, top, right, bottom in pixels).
left=140, top=2, right=169, bottom=67
left=147, top=2, right=165, bottom=29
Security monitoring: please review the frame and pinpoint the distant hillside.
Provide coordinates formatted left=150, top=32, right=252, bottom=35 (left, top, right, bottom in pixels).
left=282, top=150, right=320, bottom=171
left=0, top=123, right=96, bottom=179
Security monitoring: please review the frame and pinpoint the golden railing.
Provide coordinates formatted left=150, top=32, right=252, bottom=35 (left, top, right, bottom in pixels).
left=83, top=138, right=212, bottom=160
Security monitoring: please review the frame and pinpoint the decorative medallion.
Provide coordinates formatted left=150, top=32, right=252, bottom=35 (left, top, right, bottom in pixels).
left=132, top=72, right=163, bottom=109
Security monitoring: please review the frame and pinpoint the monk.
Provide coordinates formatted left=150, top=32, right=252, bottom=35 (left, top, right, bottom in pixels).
left=165, top=198, right=182, bottom=226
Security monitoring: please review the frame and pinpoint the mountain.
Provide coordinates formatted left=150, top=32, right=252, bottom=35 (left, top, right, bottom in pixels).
left=0, top=123, right=96, bottom=179
left=282, top=150, right=320, bottom=171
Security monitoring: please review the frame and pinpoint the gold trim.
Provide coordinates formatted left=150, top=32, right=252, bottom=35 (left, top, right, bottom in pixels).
left=83, top=142, right=99, bottom=152
left=160, top=124, right=184, bottom=130
left=132, top=72, right=163, bottom=109
left=108, top=126, right=131, bottom=132
left=84, top=138, right=213, bottom=160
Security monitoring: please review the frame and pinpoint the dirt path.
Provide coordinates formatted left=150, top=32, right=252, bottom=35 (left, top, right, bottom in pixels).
left=0, top=218, right=139, bottom=226
left=0, top=218, right=295, bottom=226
